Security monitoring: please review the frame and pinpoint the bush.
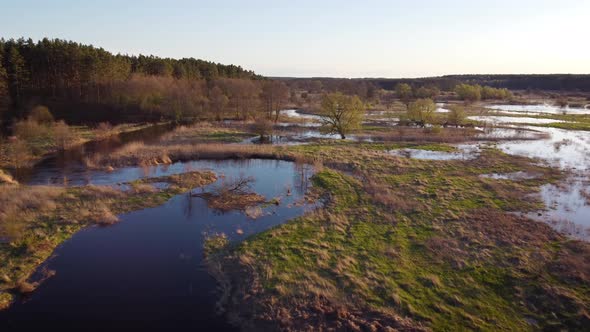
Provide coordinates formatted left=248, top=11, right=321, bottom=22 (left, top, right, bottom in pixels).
left=6, top=138, right=31, bottom=169
left=14, top=119, right=49, bottom=141
left=28, top=105, right=54, bottom=125
left=447, top=105, right=466, bottom=127
left=96, top=122, right=114, bottom=139
left=481, top=86, right=513, bottom=100
left=455, top=84, right=481, bottom=102
left=53, top=121, right=78, bottom=150
left=415, top=86, right=440, bottom=99
left=252, top=117, right=274, bottom=141
left=395, top=83, right=413, bottom=104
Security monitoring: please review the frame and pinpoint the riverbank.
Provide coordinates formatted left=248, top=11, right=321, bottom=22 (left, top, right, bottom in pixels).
left=0, top=122, right=168, bottom=170
left=0, top=170, right=216, bottom=310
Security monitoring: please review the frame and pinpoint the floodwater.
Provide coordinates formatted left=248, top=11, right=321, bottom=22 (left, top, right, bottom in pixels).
left=387, top=119, right=590, bottom=240
left=475, top=126, right=546, bottom=140
left=14, top=123, right=175, bottom=184
left=497, top=126, right=590, bottom=171
left=436, top=103, right=451, bottom=113
left=494, top=125, right=590, bottom=240
left=468, top=115, right=569, bottom=125
left=389, top=144, right=481, bottom=161
left=0, top=159, right=316, bottom=331
left=279, top=109, right=324, bottom=121
left=487, top=104, right=590, bottom=115
left=480, top=171, right=540, bottom=180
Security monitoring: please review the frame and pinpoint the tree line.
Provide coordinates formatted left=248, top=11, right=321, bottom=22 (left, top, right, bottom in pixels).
left=282, top=74, right=590, bottom=99
left=0, top=38, right=265, bottom=131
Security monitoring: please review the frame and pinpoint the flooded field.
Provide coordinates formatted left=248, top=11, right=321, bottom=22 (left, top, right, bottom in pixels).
left=389, top=144, right=481, bottom=160
left=487, top=103, right=590, bottom=115
left=0, top=159, right=316, bottom=330
left=468, top=115, right=569, bottom=124
left=471, top=117, right=590, bottom=240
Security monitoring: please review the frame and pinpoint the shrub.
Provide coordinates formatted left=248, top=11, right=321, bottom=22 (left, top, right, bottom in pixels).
left=395, top=83, right=413, bottom=104
left=252, top=117, right=274, bottom=141
left=447, top=105, right=466, bottom=127
left=96, top=122, right=114, bottom=139
left=29, top=105, right=54, bottom=125
left=53, top=120, right=78, bottom=149
left=415, top=86, right=439, bottom=99
left=455, top=84, right=481, bottom=102
left=14, top=119, right=49, bottom=141
left=6, top=138, right=31, bottom=169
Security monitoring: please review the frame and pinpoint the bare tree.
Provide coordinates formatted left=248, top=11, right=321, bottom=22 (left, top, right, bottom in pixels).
left=262, top=81, right=289, bottom=122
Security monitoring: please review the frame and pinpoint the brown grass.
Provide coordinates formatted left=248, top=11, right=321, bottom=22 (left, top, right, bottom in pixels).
left=0, top=170, right=17, bottom=185
left=88, top=204, right=120, bottom=225
left=129, top=183, right=158, bottom=194
left=364, top=179, right=423, bottom=214
left=86, top=142, right=285, bottom=168
left=207, top=192, right=266, bottom=212
left=0, top=185, right=64, bottom=240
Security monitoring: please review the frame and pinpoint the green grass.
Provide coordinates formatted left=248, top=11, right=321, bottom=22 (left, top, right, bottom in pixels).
left=212, top=142, right=588, bottom=331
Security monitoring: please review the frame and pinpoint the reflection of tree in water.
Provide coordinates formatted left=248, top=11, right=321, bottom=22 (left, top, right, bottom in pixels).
left=183, top=192, right=194, bottom=218
left=294, top=162, right=313, bottom=195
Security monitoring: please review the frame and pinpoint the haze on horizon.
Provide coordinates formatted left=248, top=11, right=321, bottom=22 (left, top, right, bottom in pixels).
left=1, top=0, right=589, bottom=78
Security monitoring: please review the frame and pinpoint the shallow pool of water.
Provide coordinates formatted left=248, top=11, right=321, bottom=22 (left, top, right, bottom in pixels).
left=489, top=125, right=590, bottom=240
left=497, top=126, right=590, bottom=171
left=280, top=109, right=324, bottom=121
left=389, top=144, right=481, bottom=160
left=531, top=177, right=590, bottom=241
left=468, top=115, right=569, bottom=125
left=480, top=171, right=540, bottom=180
left=436, top=103, right=451, bottom=113
left=0, top=159, right=316, bottom=330
left=487, top=104, right=590, bottom=115
left=475, top=126, right=546, bottom=140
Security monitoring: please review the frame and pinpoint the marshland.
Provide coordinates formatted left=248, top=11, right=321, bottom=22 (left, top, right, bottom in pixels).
left=2, top=2, right=590, bottom=331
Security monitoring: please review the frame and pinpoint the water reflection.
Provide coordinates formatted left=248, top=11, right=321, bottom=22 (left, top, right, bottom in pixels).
left=0, top=159, right=317, bottom=331
left=389, top=144, right=481, bottom=160
left=14, top=123, right=175, bottom=184
left=487, top=104, right=590, bottom=115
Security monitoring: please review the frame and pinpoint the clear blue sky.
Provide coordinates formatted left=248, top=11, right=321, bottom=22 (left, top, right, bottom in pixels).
left=1, top=0, right=589, bottom=78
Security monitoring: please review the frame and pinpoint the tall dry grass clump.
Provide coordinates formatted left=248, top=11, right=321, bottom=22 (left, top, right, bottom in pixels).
left=87, top=142, right=284, bottom=168
left=0, top=185, right=65, bottom=240
left=0, top=170, right=17, bottom=184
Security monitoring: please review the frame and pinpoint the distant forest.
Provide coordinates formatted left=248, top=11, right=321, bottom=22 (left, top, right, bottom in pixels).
left=0, top=38, right=261, bottom=128
left=2, top=37, right=589, bottom=133
left=282, top=74, right=590, bottom=95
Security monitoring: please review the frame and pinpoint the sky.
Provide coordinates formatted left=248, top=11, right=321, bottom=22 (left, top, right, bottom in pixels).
left=1, top=0, right=589, bottom=78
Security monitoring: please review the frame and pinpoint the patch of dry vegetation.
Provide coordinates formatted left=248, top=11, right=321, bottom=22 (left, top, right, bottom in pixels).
left=160, top=123, right=254, bottom=145
left=86, top=142, right=287, bottom=168
left=0, top=170, right=17, bottom=185
left=193, top=175, right=266, bottom=212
